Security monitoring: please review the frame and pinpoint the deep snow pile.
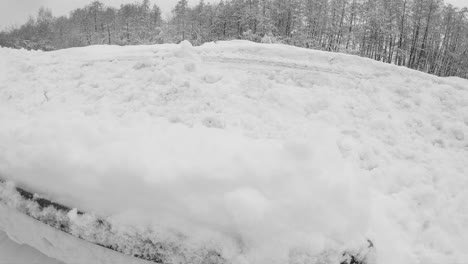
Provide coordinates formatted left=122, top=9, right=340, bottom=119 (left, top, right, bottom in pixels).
left=0, top=40, right=467, bottom=264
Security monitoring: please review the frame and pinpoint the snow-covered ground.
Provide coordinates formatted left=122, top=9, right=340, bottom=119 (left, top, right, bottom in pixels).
left=0, top=41, right=467, bottom=264
left=0, top=230, right=64, bottom=264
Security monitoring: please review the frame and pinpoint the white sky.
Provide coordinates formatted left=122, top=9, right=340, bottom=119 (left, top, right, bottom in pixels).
left=0, top=0, right=466, bottom=30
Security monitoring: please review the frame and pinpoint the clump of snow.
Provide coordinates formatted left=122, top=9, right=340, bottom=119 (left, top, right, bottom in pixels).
left=0, top=41, right=467, bottom=264
left=184, top=62, right=197, bottom=72
left=174, top=40, right=197, bottom=59
left=204, top=72, right=223, bottom=84
left=133, top=61, right=153, bottom=70
left=202, top=116, right=224, bottom=128
left=452, top=128, right=464, bottom=141
left=151, top=70, right=173, bottom=85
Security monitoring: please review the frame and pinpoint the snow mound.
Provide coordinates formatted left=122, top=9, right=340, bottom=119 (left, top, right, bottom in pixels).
left=0, top=41, right=467, bottom=264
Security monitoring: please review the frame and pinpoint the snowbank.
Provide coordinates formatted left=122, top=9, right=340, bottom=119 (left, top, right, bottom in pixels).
left=0, top=40, right=467, bottom=264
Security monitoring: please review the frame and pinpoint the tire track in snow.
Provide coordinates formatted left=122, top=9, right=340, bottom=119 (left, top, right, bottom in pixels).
left=203, top=56, right=365, bottom=78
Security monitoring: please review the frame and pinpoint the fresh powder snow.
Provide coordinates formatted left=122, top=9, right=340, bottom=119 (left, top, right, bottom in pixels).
left=0, top=40, right=467, bottom=264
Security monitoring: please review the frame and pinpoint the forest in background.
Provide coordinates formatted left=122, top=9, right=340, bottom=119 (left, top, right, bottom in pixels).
left=0, top=0, right=467, bottom=79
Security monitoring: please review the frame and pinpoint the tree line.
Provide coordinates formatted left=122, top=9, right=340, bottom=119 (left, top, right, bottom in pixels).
left=1, top=0, right=467, bottom=78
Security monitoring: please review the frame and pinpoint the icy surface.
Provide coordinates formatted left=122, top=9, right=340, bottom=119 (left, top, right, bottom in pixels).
left=0, top=40, right=467, bottom=264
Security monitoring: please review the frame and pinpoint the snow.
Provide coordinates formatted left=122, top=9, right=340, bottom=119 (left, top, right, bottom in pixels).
left=0, top=202, right=152, bottom=264
left=0, top=230, right=64, bottom=264
left=0, top=40, right=467, bottom=264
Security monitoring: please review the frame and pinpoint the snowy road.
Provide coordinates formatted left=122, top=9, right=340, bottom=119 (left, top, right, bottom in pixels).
left=0, top=41, right=467, bottom=264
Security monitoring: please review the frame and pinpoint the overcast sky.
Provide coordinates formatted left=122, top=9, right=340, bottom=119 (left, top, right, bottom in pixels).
left=0, top=0, right=466, bottom=30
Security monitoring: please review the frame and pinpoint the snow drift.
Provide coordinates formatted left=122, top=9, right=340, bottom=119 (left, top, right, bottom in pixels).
left=0, top=40, right=467, bottom=264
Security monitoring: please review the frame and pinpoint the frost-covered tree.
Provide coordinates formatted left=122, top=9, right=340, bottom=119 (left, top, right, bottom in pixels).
left=173, top=0, right=189, bottom=41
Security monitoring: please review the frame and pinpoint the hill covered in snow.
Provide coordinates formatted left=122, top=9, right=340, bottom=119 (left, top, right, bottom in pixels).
left=0, top=41, right=467, bottom=264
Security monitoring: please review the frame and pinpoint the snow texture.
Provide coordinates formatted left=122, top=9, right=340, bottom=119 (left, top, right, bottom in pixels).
left=0, top=180, right=227, bottom=264
left=0, top=229, right=64, bottom=264
left=0, top=40, right=467, bottom=264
